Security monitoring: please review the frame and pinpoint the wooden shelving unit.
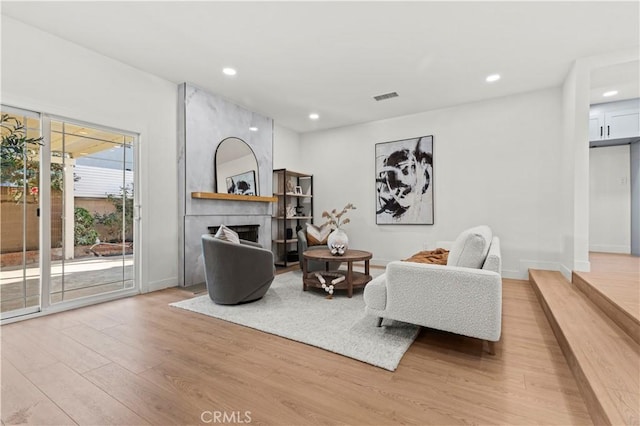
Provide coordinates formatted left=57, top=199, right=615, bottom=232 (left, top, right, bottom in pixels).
left=272, top=169, right=313, bottom=267
left=273, top=193, right=313, bottom=198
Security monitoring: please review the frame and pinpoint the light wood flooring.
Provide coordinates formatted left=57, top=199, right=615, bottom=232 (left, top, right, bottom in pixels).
left=1, top=277, right=592, bottom=425
left=574, top=252, right=640, bottom=334
left=530, top=252, right=639, bottom=426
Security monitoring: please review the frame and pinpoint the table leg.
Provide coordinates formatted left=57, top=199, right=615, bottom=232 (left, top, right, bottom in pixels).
left=365, top=259, right=370, bottom=276
left=325, top=261, right=329, bottom=272
left=347, top=261, right=353, bottom=298
left=302, top=258, right=308, bottom=291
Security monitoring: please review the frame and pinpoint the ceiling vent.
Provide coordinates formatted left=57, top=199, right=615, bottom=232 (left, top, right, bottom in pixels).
left=373, top=92, right=399, bottom=101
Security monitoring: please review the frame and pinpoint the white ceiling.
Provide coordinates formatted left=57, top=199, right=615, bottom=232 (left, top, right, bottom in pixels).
left=590, top=60, right=640, bottom=105
left=2, top=1, right=639, bottom=133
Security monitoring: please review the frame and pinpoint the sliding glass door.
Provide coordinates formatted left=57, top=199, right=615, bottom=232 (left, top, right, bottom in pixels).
left=1, top=106, right=139, bottom=320
left=0, top=107, right=42, bottom=317
left=48, top=120, right=136, bottom=304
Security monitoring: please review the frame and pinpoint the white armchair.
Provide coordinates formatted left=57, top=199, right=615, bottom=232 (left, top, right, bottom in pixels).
left=364, top=226, right=502, bottom=353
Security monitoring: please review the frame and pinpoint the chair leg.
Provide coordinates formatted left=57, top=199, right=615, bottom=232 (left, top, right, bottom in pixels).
left=484, top=340, right=496, bottom=355
left=376, top=317, right=383, bottom=327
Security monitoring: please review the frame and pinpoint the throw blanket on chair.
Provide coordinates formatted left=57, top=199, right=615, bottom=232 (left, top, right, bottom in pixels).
left=403, top=248, right=449, bottom=265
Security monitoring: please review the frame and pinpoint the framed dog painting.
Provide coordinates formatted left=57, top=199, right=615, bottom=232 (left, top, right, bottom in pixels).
left=375, top=135, right=434, bottom=225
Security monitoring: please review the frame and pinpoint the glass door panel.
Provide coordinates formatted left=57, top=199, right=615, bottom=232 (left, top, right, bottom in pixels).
left=0, top=109, right=42, bottom=317
left=49, top=120, right=135, bottom=303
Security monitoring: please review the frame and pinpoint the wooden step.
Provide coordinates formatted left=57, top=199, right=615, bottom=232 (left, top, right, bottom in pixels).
left=529, top=269, right=639, bottom=426
left=573, top=271, right=640, bottom=345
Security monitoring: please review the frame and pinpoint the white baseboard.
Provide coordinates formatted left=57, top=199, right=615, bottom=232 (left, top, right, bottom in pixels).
left=559, top=263, right=572, bottom=281
left=589, top=244, right=631, bottom=254
left=501, top=269, right=523, bottom=280
left=525, top=262, right=583, bottom=281
left=519, top=260, right=565, bottom=280
left=574, top=260, right=591, bottom=273
left=144, top=277, right=178, bottom=293
left=519, top=260, right=581, bottom=282
left=372, top=258, right=392, bottom=267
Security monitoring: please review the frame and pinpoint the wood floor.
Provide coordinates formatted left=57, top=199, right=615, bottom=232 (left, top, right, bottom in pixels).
left=573, top=252, right=640, bottom=343
left=529, top=252, right=639, bottom=426
left=584, top=252, right=639, bottom=318
left=1, top=277, right=592, bottom=425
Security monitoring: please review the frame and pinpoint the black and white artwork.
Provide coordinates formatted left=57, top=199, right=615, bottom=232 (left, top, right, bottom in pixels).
left=226, top=170, right=256, bottom=196
left=375, top=135, right=434, bottom=224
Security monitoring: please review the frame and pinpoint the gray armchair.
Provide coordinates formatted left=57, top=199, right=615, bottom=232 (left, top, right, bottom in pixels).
left=297, top=229, right=342, bottom=272
left=201, top=234, right=275, bottom=305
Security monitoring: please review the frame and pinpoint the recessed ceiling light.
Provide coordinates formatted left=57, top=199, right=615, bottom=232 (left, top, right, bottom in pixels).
left=249, top=127, right=258, bottom=132
left=78, top=131, right=88, bottom=135
left=222, top=67, right=237, bottom=76
left=309, top=113, right=319, bottom=120
left=486, top=74, right=501, bottom=83
left=603, top=90, right=618, bottom=97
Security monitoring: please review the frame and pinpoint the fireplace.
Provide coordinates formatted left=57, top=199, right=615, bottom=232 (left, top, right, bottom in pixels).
left=208, top=224, right=260, bottom=243
left=178, top=84, right=273, bottom=287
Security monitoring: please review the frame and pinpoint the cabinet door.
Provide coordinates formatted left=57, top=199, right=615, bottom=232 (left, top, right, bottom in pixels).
left=589, top=114, right=604, bottom=141
left=605, top=109, right=640, bottom=139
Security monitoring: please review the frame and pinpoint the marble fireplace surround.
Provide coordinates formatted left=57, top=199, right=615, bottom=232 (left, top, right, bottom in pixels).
left=178, top=83, right=274, bottom=286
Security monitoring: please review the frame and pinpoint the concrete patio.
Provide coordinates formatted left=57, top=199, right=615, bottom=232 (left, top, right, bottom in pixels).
left=0, top=255, right=133, bottom=313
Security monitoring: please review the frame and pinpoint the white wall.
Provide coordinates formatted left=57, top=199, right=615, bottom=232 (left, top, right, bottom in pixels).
left=561, top=59, right=592, bottom=277
left=589, top=145, right=631, bottom=253
left=273, top=124, right=301, bottom=170
left=299, top=88, right=565, bottom=279
left=632, top=141, right=640, bottom=255
left=560, top=63, right=578, bottom=277
left=558, top=50, right=640, bottom=276
left=2, top=17, right=178, bottom=292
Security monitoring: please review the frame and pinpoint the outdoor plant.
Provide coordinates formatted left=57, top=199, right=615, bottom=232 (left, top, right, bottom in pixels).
left=321, top=203, right=356, bottom=229
left=74, top=207, right=99, bottom=246
left=1, top=114, right=43, bottom=202
left=94, top=186, right=134, bottom=242
left=1, top=113, right=64, bottom=202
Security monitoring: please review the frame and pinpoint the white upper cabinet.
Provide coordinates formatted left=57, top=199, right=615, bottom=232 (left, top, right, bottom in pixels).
left=589, top=114, right=605, bottom=141
left=605, top=109, right=640, bottom=139
left=590, top=99, right=640, bottom=142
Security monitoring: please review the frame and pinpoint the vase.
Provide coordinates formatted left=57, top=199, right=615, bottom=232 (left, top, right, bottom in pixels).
left=327, top=228, right=349, bottom=256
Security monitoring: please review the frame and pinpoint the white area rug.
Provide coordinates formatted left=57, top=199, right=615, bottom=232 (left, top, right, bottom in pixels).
left=170, top=270, right=419, bottom=371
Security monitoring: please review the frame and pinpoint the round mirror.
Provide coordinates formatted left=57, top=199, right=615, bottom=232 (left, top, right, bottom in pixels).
left=214, top=137, right=259, bottom=195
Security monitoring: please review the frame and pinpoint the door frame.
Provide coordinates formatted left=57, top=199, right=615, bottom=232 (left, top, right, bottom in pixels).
left=1, top=107, right=141, bottom=323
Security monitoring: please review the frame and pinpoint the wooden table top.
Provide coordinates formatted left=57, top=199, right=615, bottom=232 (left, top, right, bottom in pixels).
left=302, top=248, right=372, bottom=262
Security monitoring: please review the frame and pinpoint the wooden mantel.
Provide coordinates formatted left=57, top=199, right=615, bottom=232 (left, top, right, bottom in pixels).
left=191, top=192, right=277, bottom=203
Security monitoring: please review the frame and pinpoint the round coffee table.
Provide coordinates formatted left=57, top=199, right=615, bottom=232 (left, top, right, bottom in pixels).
left=302, top=249, right=373, bottom=298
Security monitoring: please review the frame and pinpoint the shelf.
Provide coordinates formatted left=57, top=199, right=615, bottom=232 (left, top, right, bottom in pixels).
left=191, top=192, right=277, bottom=203
left=273, top=216, right=313, bottom=220
left=273, top=169, right=313, bottom=270
left=274, top=193, right=313, bottom=198
left=273, top=169, right=311, bottom=178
